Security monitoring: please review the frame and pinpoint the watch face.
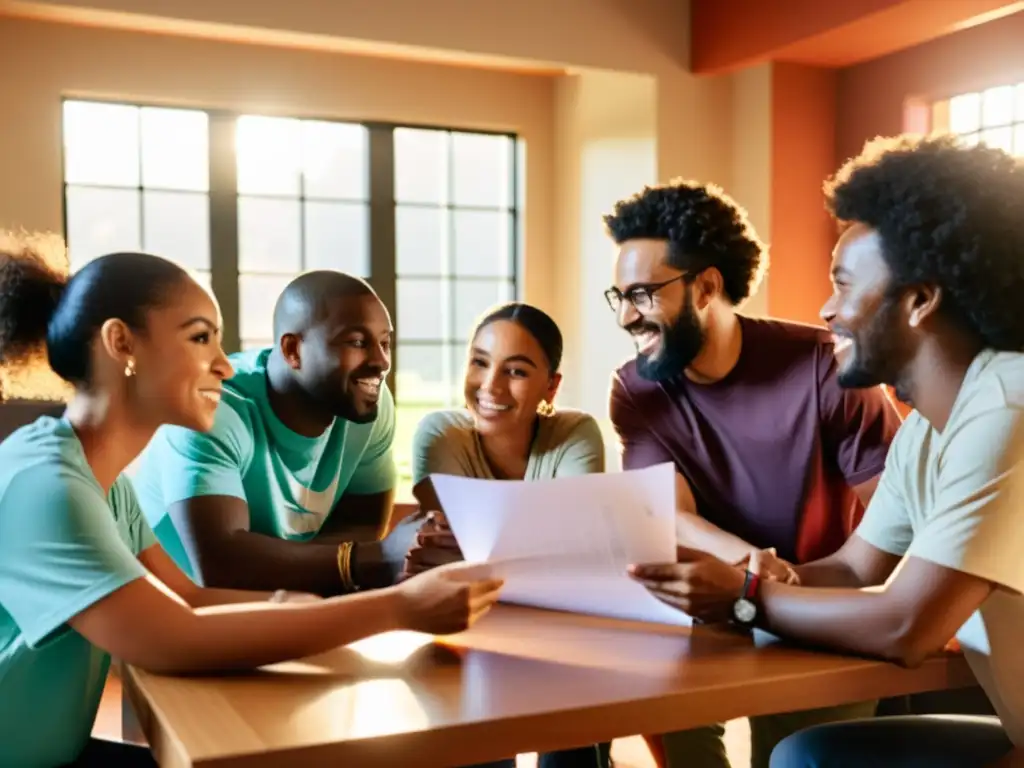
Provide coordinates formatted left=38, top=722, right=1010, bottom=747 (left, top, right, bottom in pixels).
left=733, top=598, right=756, bottom=624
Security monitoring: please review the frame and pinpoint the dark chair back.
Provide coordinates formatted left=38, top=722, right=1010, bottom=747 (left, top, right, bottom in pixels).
left=0, top=399, right=64, bottom=442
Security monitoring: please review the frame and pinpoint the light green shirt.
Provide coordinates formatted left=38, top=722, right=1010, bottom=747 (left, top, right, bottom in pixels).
left=411, top=408, right=605, bottom=483
left=856, top=349, right=1024, bottom=746
left=0, top=416, right=156, bottom=767
left=132, top=348, right=396, bottom=578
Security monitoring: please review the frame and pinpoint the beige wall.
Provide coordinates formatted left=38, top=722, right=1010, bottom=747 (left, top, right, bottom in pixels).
left=0, top=16, right=558, bottom=308
left=5, top=0, right=690, bottom=75
left=728, top=63, right=772, bottom=319
left=553, top=70, right=658, bottom=418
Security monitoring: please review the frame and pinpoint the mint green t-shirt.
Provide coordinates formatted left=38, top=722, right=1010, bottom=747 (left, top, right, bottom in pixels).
left=131, top=348, right=396, bottom=577
left=0, top=416, right=156, bottom=767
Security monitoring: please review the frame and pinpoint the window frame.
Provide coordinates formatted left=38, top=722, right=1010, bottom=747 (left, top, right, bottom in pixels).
left=59, top=97, right=522, bottom=404
left=929, top=82, right=1024, bottom=156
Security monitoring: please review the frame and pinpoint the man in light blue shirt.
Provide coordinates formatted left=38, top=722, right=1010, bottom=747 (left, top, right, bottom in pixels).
left=133, top=271, right=416, bottom=594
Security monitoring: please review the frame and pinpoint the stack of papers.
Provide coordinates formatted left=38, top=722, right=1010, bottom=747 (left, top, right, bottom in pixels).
left=429, top=463, right=692, bottom=627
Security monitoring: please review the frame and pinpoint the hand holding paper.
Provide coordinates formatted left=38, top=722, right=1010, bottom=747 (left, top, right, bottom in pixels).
left=428, top=463, right=692, bottom=627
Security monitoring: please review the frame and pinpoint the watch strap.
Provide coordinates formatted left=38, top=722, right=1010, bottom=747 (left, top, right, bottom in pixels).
left=742, top=569, right=760, bottom=601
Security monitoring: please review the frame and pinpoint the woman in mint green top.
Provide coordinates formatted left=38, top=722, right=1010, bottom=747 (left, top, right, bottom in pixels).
left=406, top=302, right=611, bottom=768
left=0, top=238, right=502, bottom=767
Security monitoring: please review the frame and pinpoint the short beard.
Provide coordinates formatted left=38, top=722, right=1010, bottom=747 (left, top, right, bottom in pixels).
left=332, top=398, right=378, bottom=424
left=307, top=370, right=381, bottom=425
left=836, top=296, right=909, bottom=392
left=634, top=297, right=705, bottom=382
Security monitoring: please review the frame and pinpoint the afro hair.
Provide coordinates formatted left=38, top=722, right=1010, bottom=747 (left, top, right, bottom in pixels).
left=825, top=133, right=1024, bottom=351
left=602, top=179, right=767, bottom=306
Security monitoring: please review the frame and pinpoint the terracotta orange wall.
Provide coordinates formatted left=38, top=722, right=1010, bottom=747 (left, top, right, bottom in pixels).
left=836, top=9, right=1024, bottom=163
left=766, top=63, right=838, bottom=325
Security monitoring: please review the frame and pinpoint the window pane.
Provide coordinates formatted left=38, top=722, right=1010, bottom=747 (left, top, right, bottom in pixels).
left=961, top=132, right=981, bottom=147
left=396, top=344, right=451, bottom=404
left=142, top=191, right=210, bottom=270
left=396, top=206, right=446, bottom=276
left=239, top=274, right=292, bottom=340
left=63, top=101, right=140, bottom=186
left=451, top=132, right=511, bottom=208
left=65, top=186, right=141, bottom=270
left=304, top=201, right=370, bottom=276
left=982, top=127, right=1013, bottom=154
left=1015, top=125, right=1024, bottom=157
left=141, top=107, right=209, bottom=191
left=949, top=93, right=981, bottom=134
left=455, top=280, right=512, bottom=341
left=302, top=121, right=368, bottom=200
left=453, top=210, right=512, bottom=277
left=1016, top=84, right=1024, bottom=121
left=238, top=196, right=302, bottom=273
left=236, top=116, right=301, bottom=195
left=397, top=278, right=445, bottom=340
left=394, top=128, right=448, bottom=204
left=982, top=86, right=1014, bottom=128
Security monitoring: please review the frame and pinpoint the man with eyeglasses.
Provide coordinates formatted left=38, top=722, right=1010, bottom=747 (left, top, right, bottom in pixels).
left=602, top=180, right=902, bottom=768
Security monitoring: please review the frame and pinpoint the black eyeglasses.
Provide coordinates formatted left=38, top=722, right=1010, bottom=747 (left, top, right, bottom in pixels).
left=604, top=273, right=689, bottom=313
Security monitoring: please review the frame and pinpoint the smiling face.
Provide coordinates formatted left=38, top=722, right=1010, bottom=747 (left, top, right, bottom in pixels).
left=821, top=224, right=916, bottom=396
left=464, top=320, right=560, bottom=437
left=126, top=275, right=233, bottom=432
left=611, top=239, right=705, bottom=381
left=295, top=293, right=393, bottom=424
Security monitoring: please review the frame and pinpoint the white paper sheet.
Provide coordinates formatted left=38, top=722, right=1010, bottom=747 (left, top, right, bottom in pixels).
left=429, top=463, right=691, bottom=627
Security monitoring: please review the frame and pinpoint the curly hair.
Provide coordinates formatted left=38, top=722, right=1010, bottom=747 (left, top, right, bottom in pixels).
left=0, top=230, right=190, bottom=388
left=602, top=179, right=767, bottom=306
left=825, top=133, right=1024, bottom=351
left=0, top=230, right=69, bottom=368
left=0, top=231, right=71, bottom=401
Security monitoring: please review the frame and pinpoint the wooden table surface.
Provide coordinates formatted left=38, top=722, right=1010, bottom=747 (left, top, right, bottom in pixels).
left=124, top=605, right=976, bottom=768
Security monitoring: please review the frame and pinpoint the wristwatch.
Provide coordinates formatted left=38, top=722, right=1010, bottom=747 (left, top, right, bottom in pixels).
left=732, top=570, right=760, bottom=627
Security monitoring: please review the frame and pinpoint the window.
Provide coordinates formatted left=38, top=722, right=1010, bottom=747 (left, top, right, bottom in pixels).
left=933, top=83, right=1024, bottom=155
left=62, top=101, right=212, bottom=292
left=235, top=116, right=371, bottom=349
left=392, top=128, right=517, bottom=467
left=62, top=100, right=520, bottom=494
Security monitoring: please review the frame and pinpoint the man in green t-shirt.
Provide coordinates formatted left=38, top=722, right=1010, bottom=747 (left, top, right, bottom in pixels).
left=133, top=270, right=416, bottom=594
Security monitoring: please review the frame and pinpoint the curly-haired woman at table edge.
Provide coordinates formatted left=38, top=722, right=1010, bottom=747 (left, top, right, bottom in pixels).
left=0, top=234, right=503, bottom=768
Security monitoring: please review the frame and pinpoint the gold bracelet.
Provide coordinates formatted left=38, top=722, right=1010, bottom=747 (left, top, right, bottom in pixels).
left=337, top=542, right=356, bottom=592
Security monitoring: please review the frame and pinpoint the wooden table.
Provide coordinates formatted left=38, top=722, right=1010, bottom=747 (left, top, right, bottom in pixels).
left=123, top=605, right=976, bottom=767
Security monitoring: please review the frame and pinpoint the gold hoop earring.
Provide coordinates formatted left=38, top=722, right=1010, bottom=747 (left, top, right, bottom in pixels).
left=537, top=400, right=555, bottom=418
left=124, top=358, right=136, bottom=378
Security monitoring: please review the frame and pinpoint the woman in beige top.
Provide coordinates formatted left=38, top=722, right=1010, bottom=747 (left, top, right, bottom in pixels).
left=411, top=302, right=604, bottom=485
left=406, top=302, right=611, bottom=768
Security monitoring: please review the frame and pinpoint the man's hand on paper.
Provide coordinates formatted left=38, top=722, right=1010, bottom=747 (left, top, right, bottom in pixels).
left=399, top=511, right=465, bottom=581
left=735, top=547, right=801, bottom=585
left=628, top=546, right=747, bottom=623
left=628, top=546, right=799, bottom=622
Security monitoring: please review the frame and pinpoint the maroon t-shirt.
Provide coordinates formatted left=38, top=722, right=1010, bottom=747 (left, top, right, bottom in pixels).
left=609, top=316, right=901, bottom=564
